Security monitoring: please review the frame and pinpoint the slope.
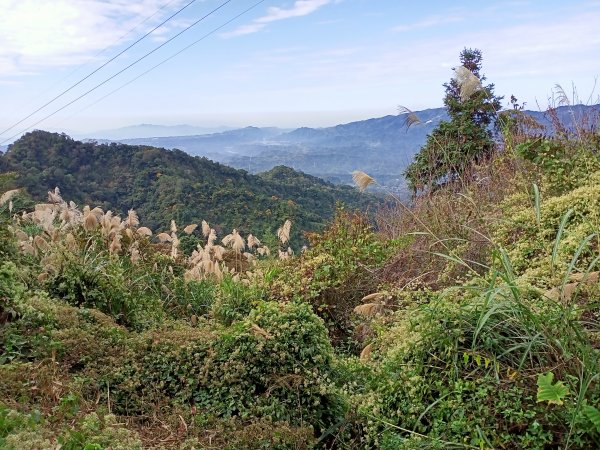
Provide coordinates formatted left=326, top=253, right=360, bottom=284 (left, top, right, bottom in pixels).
left=0, top=130, right=376, bottom=242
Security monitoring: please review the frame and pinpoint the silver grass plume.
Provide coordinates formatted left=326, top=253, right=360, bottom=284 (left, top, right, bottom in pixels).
left=398, top=105, right=422, bottom=131
left=201, top=220, right=210, bottom=238
left=48, top=187, right=63, bottom=204
left=352, top=171, right=375, bottom=192
left=247, top=234, right=261, bottom=248
left=137, top=227, right=152, bottom=237
left=0, top=189, right=21, bottom=206
left=157, top=232, right=172, bottom=243
left=454, top=66, right=482, bottom=101
left=277, top=219, right=292, bottom=245
left=207, top=229, right=217, bottom=246
left=183, top=224, right=197, bottom=235
left=126, top=209, right=139, bottom=228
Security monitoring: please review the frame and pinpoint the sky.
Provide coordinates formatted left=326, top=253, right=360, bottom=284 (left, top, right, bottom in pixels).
left=0, top=0, right=599, bottom=140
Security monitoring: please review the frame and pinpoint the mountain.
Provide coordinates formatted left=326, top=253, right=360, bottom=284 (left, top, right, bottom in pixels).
left=0, top=131, right=377, bottom=243
left=82, top=124, right=236, bottom=140
left=117, top=126, right=287, bottom=159
left=111, top=109, right=448, bottom=194
left=103, top=104, right=599, bottom=195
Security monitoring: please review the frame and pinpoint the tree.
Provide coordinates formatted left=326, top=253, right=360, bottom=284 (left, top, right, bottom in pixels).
left=405, top=48, right=503, bottom=192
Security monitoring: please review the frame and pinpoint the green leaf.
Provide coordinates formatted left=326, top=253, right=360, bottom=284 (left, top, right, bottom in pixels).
left=536, top=372, right=569, bottom=405
left=583, top=405, right=600, bottom=433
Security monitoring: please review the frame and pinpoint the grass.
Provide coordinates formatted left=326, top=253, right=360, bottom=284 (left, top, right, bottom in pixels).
left=0, top=92, right=599, bottom=448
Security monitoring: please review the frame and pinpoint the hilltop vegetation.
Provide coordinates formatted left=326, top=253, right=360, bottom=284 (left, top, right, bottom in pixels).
left=0, top=130, right=376, bottom=244
left=1, top=60, right=600, bottom=447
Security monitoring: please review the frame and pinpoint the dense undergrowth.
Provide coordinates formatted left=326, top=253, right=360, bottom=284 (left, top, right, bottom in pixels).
left=1, top=106, right=600, bottom=449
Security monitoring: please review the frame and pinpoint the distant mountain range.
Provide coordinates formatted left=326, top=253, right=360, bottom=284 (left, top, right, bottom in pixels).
left=87, top=104, right=598, bottom=194
left=82, top=123, right=237, bottom=140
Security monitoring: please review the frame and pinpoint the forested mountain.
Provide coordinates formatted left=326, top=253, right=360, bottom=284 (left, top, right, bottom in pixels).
left=104, top=105, right=599, bottom=194
left=0, top=130, right=377, bottom=242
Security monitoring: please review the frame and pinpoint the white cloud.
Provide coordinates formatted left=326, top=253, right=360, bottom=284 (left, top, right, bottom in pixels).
left=222, top=0, right=333, bottom=38
left=392, top=14, right=465, bottom=32
left=0, top=0, right=186, bottom=76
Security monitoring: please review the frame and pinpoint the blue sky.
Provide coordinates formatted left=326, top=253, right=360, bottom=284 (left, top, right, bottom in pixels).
left=1, top=0, right=599, bottom=138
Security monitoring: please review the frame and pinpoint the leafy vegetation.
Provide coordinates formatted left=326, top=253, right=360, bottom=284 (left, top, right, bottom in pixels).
left=1, top=77, right=600, bottom=448
left=0, top=130, right=377, bottom=245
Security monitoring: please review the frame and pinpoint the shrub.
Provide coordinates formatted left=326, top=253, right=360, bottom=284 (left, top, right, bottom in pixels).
left=44, top=244, right=164, bottom=330
left=346, top=263, right=599, bottom=448
left=109, top=301, right=342, bottom=434
left=269, top=208, right=398, bottom=347
left=495, top=169, right=600, bottom=287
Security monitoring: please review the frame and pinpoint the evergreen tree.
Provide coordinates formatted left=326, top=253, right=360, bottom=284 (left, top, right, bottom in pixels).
left=405, top=48, right=503, bottom=192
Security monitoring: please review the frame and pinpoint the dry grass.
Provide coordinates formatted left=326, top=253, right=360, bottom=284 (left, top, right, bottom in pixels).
left=351, top=171, right=375, bottom=192
left=277, top=219, right=292, bottom=245
left=376, top=153, right=530, bottom=288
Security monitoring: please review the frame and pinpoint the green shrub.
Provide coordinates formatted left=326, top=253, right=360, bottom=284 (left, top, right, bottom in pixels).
left=269, top=209, right=400, bottom=347
left=517, top=138, right=600, bottom=195
left=346, top=277, right=599, bottom=449
left=495, top=170, right=600, bottom=287
left=45, top=246, right=163, bottom=330
left=109, top=301, right=341, bottom=434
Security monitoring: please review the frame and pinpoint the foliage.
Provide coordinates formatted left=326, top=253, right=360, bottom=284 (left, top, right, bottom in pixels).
left=494, top=169, right=600, bottom=287
left=517, top=137, right=600, bottom=194
left=537, top=372, right=569, bottom=405
left=0, top=131, right=377, bottom=245
left=107, top=301, right=340, bottom=431
left=268, top=208, right=401, bottom=347
left=405, top=48, right=503, bottom=191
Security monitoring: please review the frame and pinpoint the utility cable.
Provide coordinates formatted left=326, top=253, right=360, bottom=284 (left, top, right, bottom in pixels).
left=52, top=0, right=266, bottom=130
left=18, top=0, right=179, bottom=113
left=1, top=0, right=234, bottom=145
left=0, top=0, right=200, bottom=138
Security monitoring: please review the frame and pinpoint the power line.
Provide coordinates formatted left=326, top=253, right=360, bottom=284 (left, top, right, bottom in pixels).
left=53, top=0, right=267, bottom=129
left=0, top=0, right=200, bottom=139
left=18, top=0, right=179, bottom=113
left=1, top=0, right=235, bottom=145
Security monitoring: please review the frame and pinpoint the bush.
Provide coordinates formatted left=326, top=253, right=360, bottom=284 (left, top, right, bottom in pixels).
left=495, top=169, right=600, bottom=287
left=269, top=209, right=398, bottom=347
left=346, top=272, right=599, bottom=448
left=109, top=301, right=342, bottom=434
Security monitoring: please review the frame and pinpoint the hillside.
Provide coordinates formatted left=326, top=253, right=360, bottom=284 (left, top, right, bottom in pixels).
left=0, top=130, right=376, bottom=241
left=1, top=107, right=599, bottom=448
left=106, top=105, right=599, bottom=193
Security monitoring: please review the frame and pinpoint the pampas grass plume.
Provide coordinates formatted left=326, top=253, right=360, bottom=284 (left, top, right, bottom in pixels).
left=137, top=227, right=152, bottom=237
left=360, top=343, right=373, bottom=362
left=83, top=213, right=98, bottom=231
left=352, top=171, right=375, bottom=192
left=48, top=187, right=63, bottom=204
left=183, top=224, right=197, bottom=235
left=354, top=303, right=384, bottom=317
left=126, top=209, right=139, bottom=228
left=454, top=66, right=482, bottom=101
left=201, top=220, right=210, bottom=237
left=157, top=232, right=172, bottom=243
left=0, top=189, right=20, bottom=206
left=277, top=219, right=292, bottom=245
